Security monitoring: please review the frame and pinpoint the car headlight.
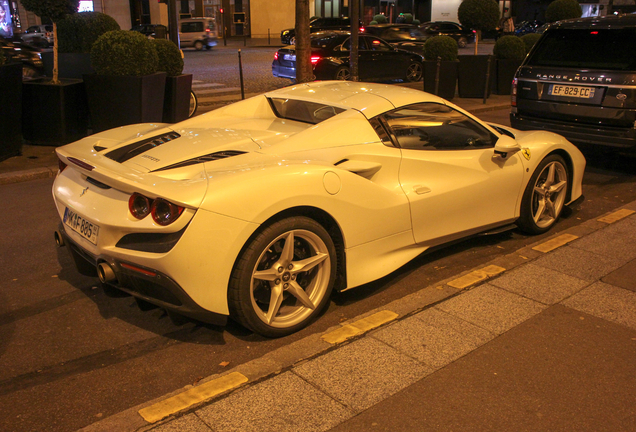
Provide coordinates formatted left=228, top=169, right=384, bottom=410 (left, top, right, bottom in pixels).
left=283, top=30, right=289, bottom=36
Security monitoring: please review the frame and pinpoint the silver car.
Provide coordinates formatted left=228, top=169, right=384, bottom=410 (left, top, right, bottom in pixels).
left=179, top=18, right=217, bottom=50
left=21, top=24, right=54, bottom=45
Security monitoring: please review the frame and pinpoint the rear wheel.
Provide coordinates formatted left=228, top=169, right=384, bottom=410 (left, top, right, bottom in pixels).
left=334, top=66, right=350, bottom=80
left=517, top=154, right=569, bottom=234
left=405, top=61, right=423, bottom=82
left=228, top=217, right=336, bottom=337
left=458, top=37, right=468, bottom=48
left=194, top=40, right=203, bottom=51
left=189, top=91, right=198, bottom=118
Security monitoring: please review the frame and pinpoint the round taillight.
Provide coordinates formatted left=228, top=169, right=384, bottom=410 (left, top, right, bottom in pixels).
left=129, top=193, right=152, bottom=220
left=151, top=198, right=184, bottom=226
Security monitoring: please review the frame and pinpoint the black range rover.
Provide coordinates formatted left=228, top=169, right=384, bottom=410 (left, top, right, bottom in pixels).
left=510, top=15, right=636, bottom=152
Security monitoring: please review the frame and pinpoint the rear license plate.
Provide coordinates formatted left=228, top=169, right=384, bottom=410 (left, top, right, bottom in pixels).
left=549, top=84, right=596, bottom=98
left=284, top=54, right=296, bottom=61
left=63, top=207, right=99, bottom=245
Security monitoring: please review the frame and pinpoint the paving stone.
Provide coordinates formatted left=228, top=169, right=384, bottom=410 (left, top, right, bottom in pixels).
left=562, top=282, right=636, bottom=330
left=150, top=414, right=212, bottom=432
left=436, top=284, right=547, bottom=334
left=195, top=372, right=352, bottom=432
left=293, top=337, right=432, bottom=412
left=533, top=245, right=622, bottom=281
left=602, top=258, right=636, bottom=292
left=570, top=215, right=636, bottom=263
left=489, top=263, right=591, bottom=304
left=372, top=308, right=494, bottom=370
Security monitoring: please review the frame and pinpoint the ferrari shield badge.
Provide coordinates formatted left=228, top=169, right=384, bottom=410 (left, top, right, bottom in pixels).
left=522, top=148, right=531, bottom=161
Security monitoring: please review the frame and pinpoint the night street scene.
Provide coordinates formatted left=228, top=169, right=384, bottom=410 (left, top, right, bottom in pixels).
left=1, top=0, right=636, bottom=431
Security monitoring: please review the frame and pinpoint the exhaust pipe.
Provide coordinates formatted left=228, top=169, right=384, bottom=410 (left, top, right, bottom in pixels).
left=97, top=262, right=117, bottom=283
left=54, top=230, right=65, bottom=247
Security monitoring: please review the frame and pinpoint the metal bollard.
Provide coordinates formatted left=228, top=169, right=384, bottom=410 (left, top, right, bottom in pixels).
left=238, top=49, right=245, bottom=100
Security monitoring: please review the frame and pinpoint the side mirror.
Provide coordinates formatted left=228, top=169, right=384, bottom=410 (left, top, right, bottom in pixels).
left=493, top=135, right=521, bottom=159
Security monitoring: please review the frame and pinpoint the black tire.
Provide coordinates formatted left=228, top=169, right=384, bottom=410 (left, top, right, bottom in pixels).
left=334, top=66, right=350, bottom=80
left=517, top=154, right=569, bottom=235
left=405, top=61, right=423, bottom=82
left=458, top=37, right=468, bottom=48
left=228, top=217, right=337, bottom=337
left=189, top=91, right=198, bottom=118
left=194, top=40, right=203, bottom=51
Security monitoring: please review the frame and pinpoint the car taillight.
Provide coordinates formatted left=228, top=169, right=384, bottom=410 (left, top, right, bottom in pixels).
left=511, top=77, right=517, bottom=107
left=128, top=193, right=184, bottom=225
left=310, top=56, right=321, bottom=64
left=360, top=26, right=365, bottom=33
left=274, top=51, right=279, bottom=60
left=151, top=198, right=184, bottom=226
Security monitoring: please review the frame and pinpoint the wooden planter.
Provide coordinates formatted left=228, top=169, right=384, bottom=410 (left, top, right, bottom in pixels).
left=22, top=78, right=89, bottom=146
left=423, top=60, right=458, bottom=101
left=457, top=55, right=495, bottom=98
left=83, top=72, right=167, bottom=133
left=495, top=58, right=523, bottom=95
left=0, top=62, right=23, bottom=159
left=42, top=52, right=94, bottom=79
left=163, top=74, right=193, bottom=123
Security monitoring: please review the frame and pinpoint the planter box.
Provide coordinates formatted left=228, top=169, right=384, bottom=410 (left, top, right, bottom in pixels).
left=163, top=74, right=193, bottom=123
left=495, top=58, right=523, bottom=95
left=0, top=62, right=23, bottom=159
left=83, top=72, right=167, bottom=133
left=42, top=52, right=94, bottom=79
left=457, top=55, right=496, bottom=98
left=22, top=78, right=89, bottom=146
left=423, top=60, right=458, bottom=101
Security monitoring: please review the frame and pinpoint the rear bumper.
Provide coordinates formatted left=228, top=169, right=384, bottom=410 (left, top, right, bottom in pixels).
left=510, top=110, right=636, bottom=151
left=272, top=62, right=295, bottom=79
left=59, top=225, right=228, bottom=326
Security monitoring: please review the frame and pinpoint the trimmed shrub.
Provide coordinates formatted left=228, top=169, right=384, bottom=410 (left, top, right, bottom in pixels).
left=91, top=30, right=158, bottom=76
left=373, top=14, right=388, bottom=24
left=458, top=0, right=500, bottom=32
left=397, top=13, right=414, bottom=24
left=369, top=20, right=378, bottom=25
left=520, top=33, right=542, bottom=53
left=20, top=0, right=78, bottom=22
left=413, top=19, right=421, bottom=25
left=545, top=0, right=582, bottom=22
left=153, top=39, right=183, bottom=77
left=493, top=35, right=526, bottom=60
left=423, top=35, right=458, bottom=61
left=58, top=12, right=120, bottom=53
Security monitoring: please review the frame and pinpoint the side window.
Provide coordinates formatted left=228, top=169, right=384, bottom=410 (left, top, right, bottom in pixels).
left=365, top=37, right=392, bottom=51
left=381, top=103, right=497, bottom=150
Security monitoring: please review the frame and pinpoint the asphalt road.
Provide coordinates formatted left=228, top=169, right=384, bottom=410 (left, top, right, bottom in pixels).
left=2, top=104, right=636, bottom=431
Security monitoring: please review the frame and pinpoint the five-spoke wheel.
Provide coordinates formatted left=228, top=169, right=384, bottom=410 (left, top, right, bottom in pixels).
left=334, top=66, right=351, bottom=81
left=405, top=61, right=423, bottom=82
left=518, top=154, right=569, bottom=234
left=229, top=217, right=336, bottom=337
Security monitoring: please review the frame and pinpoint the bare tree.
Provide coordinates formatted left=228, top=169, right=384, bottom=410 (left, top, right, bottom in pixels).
left=295, top=0, right=312, bottom=82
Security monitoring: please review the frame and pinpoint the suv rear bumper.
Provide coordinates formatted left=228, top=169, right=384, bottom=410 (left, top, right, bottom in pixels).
left=510, top=110, right=636, bottom=151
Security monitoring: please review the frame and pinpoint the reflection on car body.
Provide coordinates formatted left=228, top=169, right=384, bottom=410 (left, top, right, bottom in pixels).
left=52, top=81, right=585, bottom=337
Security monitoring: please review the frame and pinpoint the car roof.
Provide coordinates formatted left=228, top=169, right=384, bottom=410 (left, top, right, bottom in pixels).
left=549, top=14, right=636, bottom=30
left=264, top=80, right=444, bottom=118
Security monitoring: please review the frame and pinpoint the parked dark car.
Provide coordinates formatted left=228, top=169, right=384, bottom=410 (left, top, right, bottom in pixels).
left=364, top=24, right=427, bottom=54
left=510, top=15, right=636, bottom=152
left=131, top=24, right=168, bottom=39
left=419, top=21, right=475, bottom=48
left=272, top=31, right=424, bottom=82
left=0, top=37, right=44, bottom=80
left=514, top=20, right=544, bottom=37
left=280, top=17, right=361, bottom=45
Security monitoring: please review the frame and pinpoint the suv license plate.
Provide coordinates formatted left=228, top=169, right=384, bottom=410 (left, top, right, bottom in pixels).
left=549, top=84, right=596, bottom=98
left=63, top=207, right=99, bottom=245
left=284, top=54, right=296, bottom=61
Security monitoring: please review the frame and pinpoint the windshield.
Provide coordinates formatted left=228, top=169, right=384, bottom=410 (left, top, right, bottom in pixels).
left=527, top=28, right=636, bottom=70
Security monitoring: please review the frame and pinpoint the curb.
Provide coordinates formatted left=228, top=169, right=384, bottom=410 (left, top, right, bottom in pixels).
left=79, top=202, right=636, bottom=432
left=0, top=165, right=59, bottom=185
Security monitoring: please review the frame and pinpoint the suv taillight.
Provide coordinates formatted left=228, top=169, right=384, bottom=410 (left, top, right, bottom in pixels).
left=511, top=78, right=517, bottom=107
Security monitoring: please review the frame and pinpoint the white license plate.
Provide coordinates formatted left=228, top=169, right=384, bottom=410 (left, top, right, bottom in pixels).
left=549, top=84, right=596, bottom=98
left=63, top=207, right=100, bottom=245
left=284, top=54, right=296, bottom=61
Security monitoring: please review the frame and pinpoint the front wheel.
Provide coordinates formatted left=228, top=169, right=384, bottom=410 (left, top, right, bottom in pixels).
left=405, top=61, right=423, bottom=82
left=228, top=217, right=337, bottom=337
left=189, top=90, right=198, bottom=118
left=458, top=37, right=468, bottom=48
left=517, top=154, right=569, bottom=235
left=194, top=40, right=203, bottom=51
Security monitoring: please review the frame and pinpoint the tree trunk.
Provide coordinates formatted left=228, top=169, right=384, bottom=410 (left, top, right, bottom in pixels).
left=53, top=22, right=59, bottom=84
left=295, top=0, right=312, bottom=83
left=350, top=0, right=359, bottom=81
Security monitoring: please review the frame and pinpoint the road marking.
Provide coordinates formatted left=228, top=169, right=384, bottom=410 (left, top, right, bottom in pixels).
left=195, top=87, right=241, bottom=95
left=191, top=82, right=225, bottom=88
left=597, top=209, right=635, bottom=224
left=447, top=265, right=506, bottom=289
left=532, top=233, right=579, bottom=253
left=138, top=372, right=248, bottom=423
left=322, top=310, right=398, bottom=344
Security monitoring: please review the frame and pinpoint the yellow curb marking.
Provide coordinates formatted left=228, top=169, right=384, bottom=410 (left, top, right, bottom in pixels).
left=597, top=209, right=635, bottom=224
left=322, top=310, right=399, bottom=344
left=139, top=372, right=248, bottom=423
left=532, top=233, right=579, bottom=253
left=447, top=265, right=506, bottom=290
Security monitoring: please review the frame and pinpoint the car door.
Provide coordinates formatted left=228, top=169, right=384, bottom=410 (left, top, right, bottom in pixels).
left=361, top=35, right=408, bottom=80
left=378, top=102, right=525, bottom=245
